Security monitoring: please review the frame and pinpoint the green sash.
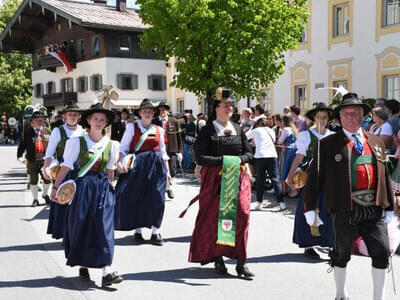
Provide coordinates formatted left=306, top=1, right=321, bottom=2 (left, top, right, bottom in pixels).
left=217, top=155, right=241, bottom=247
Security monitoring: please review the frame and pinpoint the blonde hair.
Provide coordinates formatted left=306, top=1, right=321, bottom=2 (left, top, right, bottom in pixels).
left=282, top=115, right=298, bottom=138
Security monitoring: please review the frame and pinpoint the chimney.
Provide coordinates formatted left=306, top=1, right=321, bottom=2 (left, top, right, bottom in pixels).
left=116, top=0, right=127, bottom=12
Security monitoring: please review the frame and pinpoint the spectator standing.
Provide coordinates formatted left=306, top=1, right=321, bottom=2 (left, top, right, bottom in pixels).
left=183, top=114, right=196, bottom=168
left=290, top=105, right=307, bottom=132
left=370, top=106, right=393, bottom=151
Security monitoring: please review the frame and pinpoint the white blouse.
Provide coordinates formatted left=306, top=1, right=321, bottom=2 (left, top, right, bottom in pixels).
left=44, top=125, right=85, bottom=160
left=295, top=127, right=333, bottom=156
left=119, top=120, right=169, bottom=160
left=61, top=134, right=119, bottom=170
left=246, top=127, right=277, bottom=158
left=212, top=120, right=237, bottom=136
left=370, top=122, right=393, bottom=136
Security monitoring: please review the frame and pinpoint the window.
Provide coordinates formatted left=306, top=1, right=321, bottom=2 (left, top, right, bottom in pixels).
left=34, top=83, right=43, bottom=97
left=260, top=89, right=271, bottom=112
left=91, top=74, right=103, bottom=91
left=46, top=81, right=56, bottom=94
left=295, top=85, right=307, bottom=110
left=76, top=77, right=88, bottom=93
left=92, top=36, right=100, bottom=55
left=148, top=75, right=167, bottom=91
left=60, top=78, right=73, bottom=93
left=384, top=0, right=400, bottom=26
left=77, top=39, right=85, bottom=58
left=299, top=28, right=307, bottom=43
left=117, top=74, right=138, bottom=90
left=333, top=3, right=349, bottom=37
left=119, top=36, right=131, bottom=52
left=177, top=98, right=184, bottom=114
left=384, top=75, right=400, bottom=99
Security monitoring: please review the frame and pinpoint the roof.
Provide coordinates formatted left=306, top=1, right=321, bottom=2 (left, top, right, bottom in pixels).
left=0, top=0, right=148, bottom=52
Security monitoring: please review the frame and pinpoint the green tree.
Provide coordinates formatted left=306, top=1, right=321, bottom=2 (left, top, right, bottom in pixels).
left=0, top=0, right=32, bottom=120
left=137, top=0, right=308, bottom=112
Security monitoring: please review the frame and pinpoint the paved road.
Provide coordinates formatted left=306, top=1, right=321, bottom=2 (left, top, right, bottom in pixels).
left=0, top=145, right=399, bottom=300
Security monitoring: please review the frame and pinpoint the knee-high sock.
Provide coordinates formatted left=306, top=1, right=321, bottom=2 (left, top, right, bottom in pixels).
left=31, top=185, right=38, bottom=200
left=334, top=267, right=348, bottom=299
left=372, top=267, right=386, bottom=300
left=42, top=183, right=51, bottom=197
left=151, top=226, right=159, bottom=234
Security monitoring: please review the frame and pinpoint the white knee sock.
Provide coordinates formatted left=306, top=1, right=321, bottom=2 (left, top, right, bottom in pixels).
left=42, top=183, right=51, bottom=197
left=372, top=267, right=386, bottom=300
left=135, top=228, right=142, bottom=234
left=103, top=265, right=111, bottom=276
left=151, top=226, right=159, bottom=234
left=31, top=185, right=38, bottom=200
left=334, top=267, right=348, bottom=299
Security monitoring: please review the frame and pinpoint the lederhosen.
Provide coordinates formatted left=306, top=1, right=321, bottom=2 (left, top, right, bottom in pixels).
left=27, top=128, right=51, bottom=185
left=329, top=137, right=390, bottom=269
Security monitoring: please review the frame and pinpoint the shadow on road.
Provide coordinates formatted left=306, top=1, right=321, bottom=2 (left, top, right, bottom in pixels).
left=122, top=266, right=240, bottom=286
left=0, top=240, right=63, bottom=252
left=228, top=253, right=329, bottom=265
left=21, top=207, right=49, bottom=221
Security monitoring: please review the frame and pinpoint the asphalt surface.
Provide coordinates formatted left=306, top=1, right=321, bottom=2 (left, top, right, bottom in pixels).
left=0, top=144, right=399, bottom=300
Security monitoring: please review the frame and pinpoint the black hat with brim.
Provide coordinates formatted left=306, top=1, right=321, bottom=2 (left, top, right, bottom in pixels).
left=139, top=98, right=155, bottom=111
left=81, top=103, right=114, bottom=128
left=31, top=111, right=47, bottom=119
left=333, top=92, right=371, bottom=117
left=62, top=102, right=81, bottom=114
left=158, top=101, right=170, bottom=110
left=305, top=102, right=333, bottom=121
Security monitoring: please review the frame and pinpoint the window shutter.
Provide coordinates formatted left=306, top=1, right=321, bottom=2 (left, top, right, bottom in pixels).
left=132, top=74, right=138, bottom=89
left=40, top=83, right=44, bottom=96
left=90, top=76, right=95, bottom=91
left=60, top=79, right=64, bottom=93
left=117, top=74, right=122, bottom=89
left=76, top=78, right=80, bottom=92
left=84, top=77, right=88, bottom=92
left=162, top=75, right=167, bottom=90
left=148, top=75, right=153, bottom=90
left=99, top=75, right=103, bottom=90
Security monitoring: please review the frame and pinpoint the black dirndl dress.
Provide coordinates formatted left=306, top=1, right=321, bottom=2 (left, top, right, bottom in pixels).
left=114, top=150, right=167, bottom=230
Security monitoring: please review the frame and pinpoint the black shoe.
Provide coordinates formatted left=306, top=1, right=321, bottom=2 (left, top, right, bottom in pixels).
left=214, top=257, right=227, bottom=274
left=79, top=267, right=90, bottom=281
left=134, top=233, right=145, bottom=243
left=150, top=233, right=164, bottom=246
left=304, top=248, right=320, bottom=260
left=236, top=264, right=255, bottom=278
left=101, top=271, right=123, bottom=287
left=167, top=189, right=175, bottom=199
left=42, top=195, right=50, bottom=205
left=31, top=199, right=39, bottom=207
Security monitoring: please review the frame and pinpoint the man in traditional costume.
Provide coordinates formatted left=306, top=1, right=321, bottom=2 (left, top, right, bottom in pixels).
left=153, top=102, right=183, bottom=199
left=17, top=109, right=51, bottom=207
left=43, top=103, right=84, bottom=241
left=304, top=93, right=395, bottom=300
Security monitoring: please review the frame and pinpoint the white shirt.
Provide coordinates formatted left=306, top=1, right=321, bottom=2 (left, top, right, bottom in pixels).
left=343, top=127, right=365, bottom=144
left=212, top=120, right=237, bottom=136
left=119, top=120, right=169, bottom=160
left=278, top=127, right=294, bottom=143
left=246, top=127, right=277, bottom=158
left=44, top=125, right=84, bottom=160
left=370, top=122, right=393, bottom=136
left=295, top=127, right=334, bottom=156
left=61, top=134, right=119, bottom=170
left=159, top=115, right=168, bottom=127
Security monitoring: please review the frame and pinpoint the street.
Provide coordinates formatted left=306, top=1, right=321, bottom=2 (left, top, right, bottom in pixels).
left=0, top=145, right=398, bottom=300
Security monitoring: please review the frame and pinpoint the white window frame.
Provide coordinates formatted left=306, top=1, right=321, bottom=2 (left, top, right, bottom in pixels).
left=260, top=88, right=271, bottom=112
left=333, top=3, right=350, bottom=37
left=295, top=85, right=307, bottom=111
left=384, top=0, right=400, bottom=27
left=61, top=78, right=73, bottom=93
left=384, top=75, right=400, bottom=99
left=177, top=98, right=185, bottom=114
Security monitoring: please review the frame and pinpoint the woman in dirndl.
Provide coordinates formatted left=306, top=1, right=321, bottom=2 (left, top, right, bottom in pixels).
left=51, top=103, right=123, bottom=288
left=286, top=103, right=335, bottom=259
left=189, top=89, right=254, bottom=277
left=43, top=103, right=84, bottom=241
left=115, top=98, right=169, bottom=246
left=277, top=115, right=298, bottom=196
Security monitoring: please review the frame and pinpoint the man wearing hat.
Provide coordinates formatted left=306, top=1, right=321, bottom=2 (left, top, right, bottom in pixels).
left=153, top=101, right=183, bottom=199
left=42, top=102, right=84, bottom=240
left=111, top=108, right=129, bottom=142
left=17, top=108, right=52, bottom=207
left=287, top=102, right=335, bottom=259
left=303, top=93, right=395, bottom=300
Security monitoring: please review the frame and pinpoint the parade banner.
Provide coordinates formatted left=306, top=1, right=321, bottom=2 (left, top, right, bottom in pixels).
left=217, top=155, right=241, bottom=247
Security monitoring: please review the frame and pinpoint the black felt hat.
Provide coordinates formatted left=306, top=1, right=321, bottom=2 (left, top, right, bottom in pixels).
left=158, top=101, right=170, bottom=110
left=305, top=102, right=333, bottom=121
left=62, top=102, right=81, bottom=113
left=139, top=98, right=155, bottom=111
left=81, top=103, right=114, bottom=128
left=333, top=93, right=371, bottom=117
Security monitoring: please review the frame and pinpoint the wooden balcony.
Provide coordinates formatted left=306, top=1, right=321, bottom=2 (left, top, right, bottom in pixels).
left=42, top=92, right=77, bottom=107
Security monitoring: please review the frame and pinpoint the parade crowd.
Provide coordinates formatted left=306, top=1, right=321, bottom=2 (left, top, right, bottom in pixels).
left=14, top=90, right=400, bottom=299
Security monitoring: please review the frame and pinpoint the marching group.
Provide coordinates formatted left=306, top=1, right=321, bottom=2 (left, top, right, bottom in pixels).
left=14, top=89, right=400, bottom=299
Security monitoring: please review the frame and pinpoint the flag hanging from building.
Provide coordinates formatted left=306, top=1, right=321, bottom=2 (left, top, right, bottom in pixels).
left=48, top=51, right=72, bottom=73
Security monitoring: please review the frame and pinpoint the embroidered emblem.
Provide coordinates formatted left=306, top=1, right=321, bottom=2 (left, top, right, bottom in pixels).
left=335, top=154, right=342, bottom=162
